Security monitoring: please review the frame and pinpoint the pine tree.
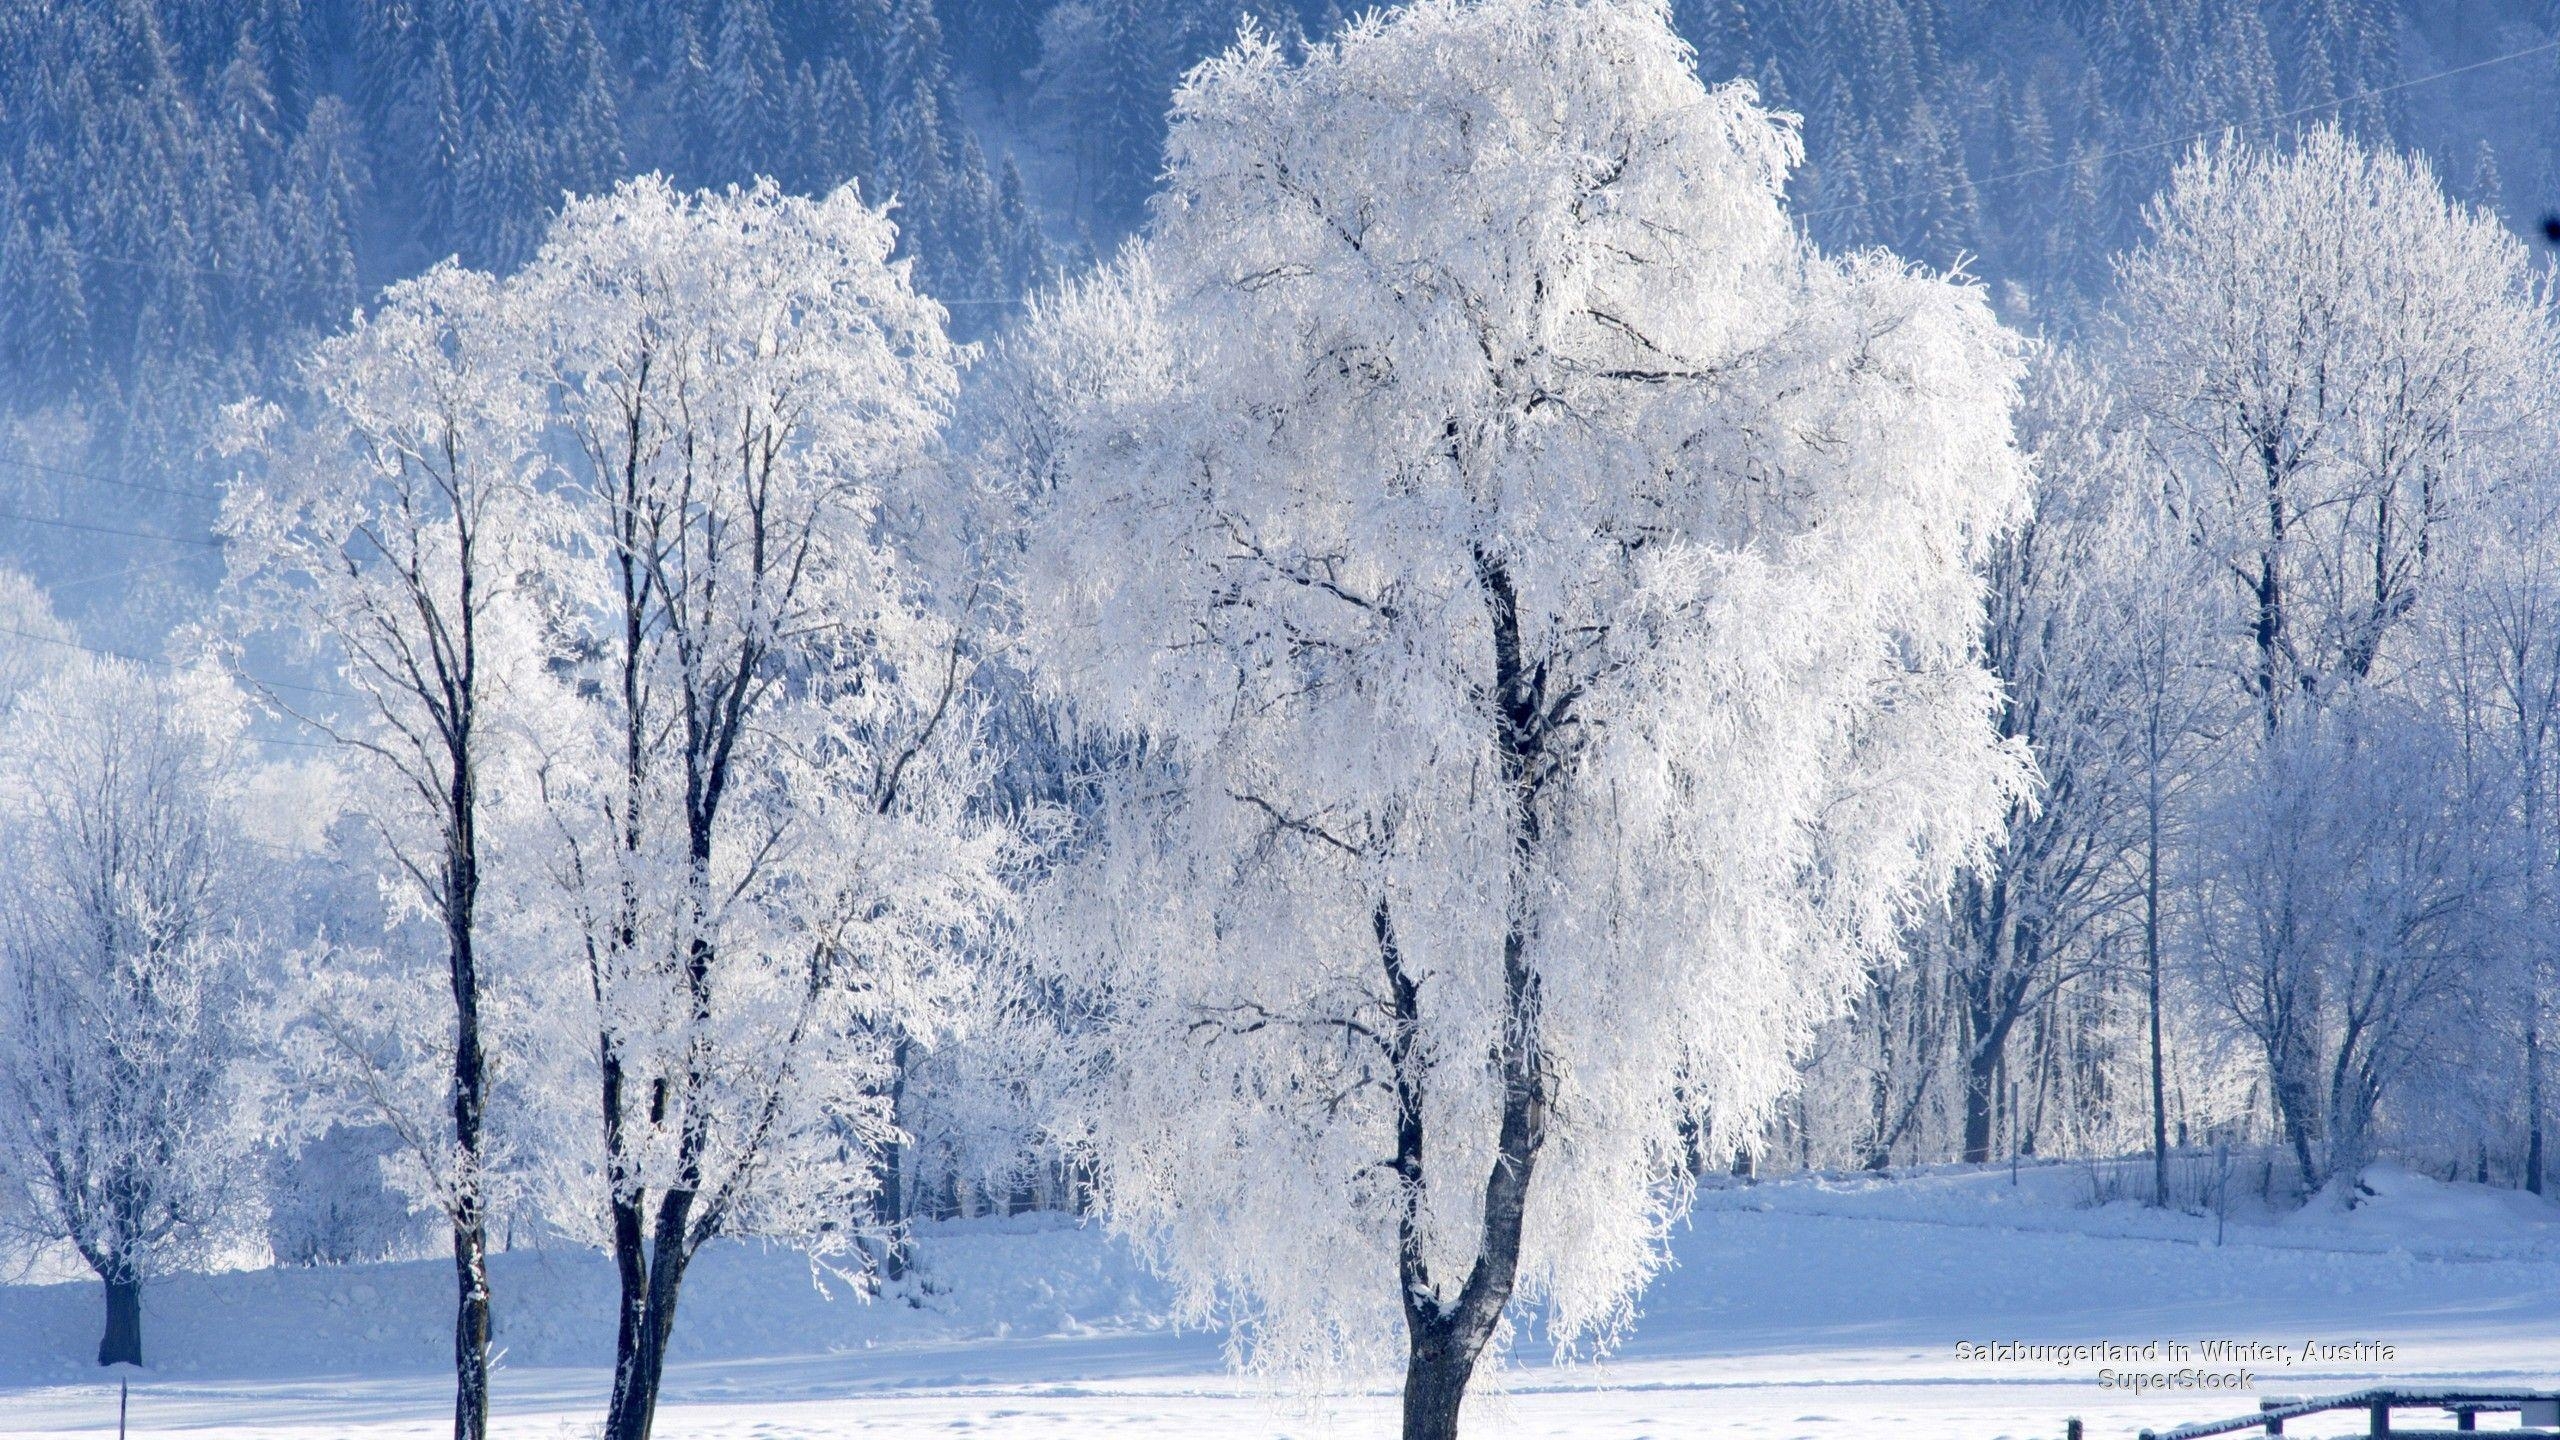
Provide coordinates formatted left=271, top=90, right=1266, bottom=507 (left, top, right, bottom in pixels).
left=995, top=153, right=1044, bottom=295
left=218, top=24, right=283, bottom=185
left=1087, top=0, right=1164, bottom=228
left=2468, top=138, right=2504, bottom=223
left=710, top=0, right=788, bottom=176
left=787, top=59, right=876, bottom=195
left=0, top=201, right=34, bottom=405
left=31, top=224, right=91, bottom=388
left=422, top=38, right=465, bottom=251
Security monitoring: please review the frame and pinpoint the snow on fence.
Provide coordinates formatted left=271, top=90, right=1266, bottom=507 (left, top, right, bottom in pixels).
left=2135, top=1389, right=2560, bottom=1440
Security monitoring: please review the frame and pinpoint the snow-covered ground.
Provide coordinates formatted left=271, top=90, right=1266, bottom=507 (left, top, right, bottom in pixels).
left=4, top=1162, right=2556, bottom=1439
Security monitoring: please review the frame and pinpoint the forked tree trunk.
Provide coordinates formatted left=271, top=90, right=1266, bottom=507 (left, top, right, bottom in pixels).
left=97, top=1269, right=142, bottom=1368
left=603, top=1223, right=693, bottom=1440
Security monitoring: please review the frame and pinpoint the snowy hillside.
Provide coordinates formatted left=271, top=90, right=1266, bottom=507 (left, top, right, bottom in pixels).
left=4, top=1163, right=2553, bottom=1439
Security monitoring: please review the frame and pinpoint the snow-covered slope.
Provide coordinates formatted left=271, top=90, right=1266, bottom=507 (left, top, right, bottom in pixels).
left=3, top=1164, right=2555, bottom=1438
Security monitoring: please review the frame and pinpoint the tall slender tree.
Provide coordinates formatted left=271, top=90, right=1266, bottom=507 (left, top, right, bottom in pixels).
left=221, top=260, right=547, bottom=1440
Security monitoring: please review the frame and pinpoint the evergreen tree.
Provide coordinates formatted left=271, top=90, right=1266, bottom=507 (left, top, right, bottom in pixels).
left=710, top=0, right=787, bottom=177
left=218, top=24, right=283, bottom=184
left=995, top=153, right=1044, bottom=295
left=30, top=224, right=92, bottom=387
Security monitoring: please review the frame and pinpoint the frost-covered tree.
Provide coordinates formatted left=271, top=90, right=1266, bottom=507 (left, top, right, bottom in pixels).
left=1005, top=3, right=2032, bottom=1434
left=2117, top=127, right=2550, bottom=736
left=220, top=262, right=549, bottom=1440
left=0, top=655, right=265, bottom=1367
left=2420, top=462, right=2560, bottom=1196
left=2191, top=702, right=2485, bottom=1193
left=506, top=177, right=1014, bottom=1440
left=2115, top=127, right=2552, bottom=1195
left=1939, top=352, right=2151, bottom=1165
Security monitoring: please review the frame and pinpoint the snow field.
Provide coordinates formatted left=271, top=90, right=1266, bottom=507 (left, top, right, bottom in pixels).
left=3, top=1163, right=2554, bottom=1438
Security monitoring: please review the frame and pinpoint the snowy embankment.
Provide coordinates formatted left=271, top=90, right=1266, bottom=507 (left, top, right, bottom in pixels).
left=4, top=1164, right=2557, bottom=1438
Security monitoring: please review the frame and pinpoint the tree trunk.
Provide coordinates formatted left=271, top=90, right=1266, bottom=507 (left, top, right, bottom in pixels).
left=1961, top=1039, right=1999, bottom=1165
left=2526, top=1014, right=2545, bottom=1197
left=1958, top=892, right=2020, bottom=1167
left=1400, top=1322, right=1479, bottom=1440
left=97, top=1270, right=141, bottom=1368
left=450, top=1219, right=490, bottom=1440
left=605, top=917, right=716, bottom=1440
left=2145, top=773, right=2170, bottom=1208
left=1384, top=551, right=1553, bottom=1440
left=604, top=1179, right=648, bottom=1440
left=446, top=840, right=492, bottom=1440
left=873, top=1035, right=915, bottom=1282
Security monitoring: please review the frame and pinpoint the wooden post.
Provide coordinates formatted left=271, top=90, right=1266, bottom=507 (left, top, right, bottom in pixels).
left=2263, top=1398, right=2286, bottom=1435
left=2456, top=1407, right=2476, bottom=1431
left=2370, top=1400, right=2391, bottom=1438
left=118, top=1378, right=127, bottom=1440
left=2068, top=1419, right=2084, bottom=1440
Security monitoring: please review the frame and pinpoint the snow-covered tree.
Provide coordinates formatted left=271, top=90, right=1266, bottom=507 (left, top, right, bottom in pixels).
left=1004, top=3, right=2033, bottom=1434
left=2114, top=127, right=2553, bottom=1195
left=2190, top=701, right=2485, bottom=1193
left=1938, top=351, right=2150, bottom=1165
left=0, top=655, right=266, bottom=1367
left=505, top=176, right=1015, bottom=1440
left=220, top=261, right=550, bottom=1440
left=2116, top=127, right=2550, bottom=736
left=2418, top=457, right=2560, bottom=1196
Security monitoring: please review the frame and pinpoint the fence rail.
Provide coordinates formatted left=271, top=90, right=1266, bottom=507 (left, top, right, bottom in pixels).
left=2135, top=1388, right=2560, bottom=1440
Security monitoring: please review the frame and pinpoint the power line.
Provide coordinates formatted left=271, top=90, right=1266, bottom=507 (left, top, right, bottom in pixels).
left=0, top=505, right=220, bottom=549
left=3, top=695, right=341, bottom=753
left=55, top=238, right=354, bottom=298
left=0, top=621, right=359, bottom=702
left=1796, top=34, right=2560, bottom=223
left=42, top=553, right=201, bottom=596
left=0, top=451, right=224, bottom=502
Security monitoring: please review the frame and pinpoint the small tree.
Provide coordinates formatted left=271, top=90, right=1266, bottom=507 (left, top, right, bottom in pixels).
left=0, top=656, right=264, bottom=1367
left=1005, top=3, right=2032, bottom=1434
left=2411, top=471, right=2560, bottom=1195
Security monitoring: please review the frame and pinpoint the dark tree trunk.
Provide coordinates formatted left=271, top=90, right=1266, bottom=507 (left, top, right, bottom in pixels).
left=603, top=1217, right=695, bottom=1440
left=1400, top=1322, right=1480, bottom=1440
left=603, top=1167, right=648, bottom=1440
left=873, top=1035, right=915, bottom=1281
left=450, top=1218, right=490, bottom=1440
left=97, top=1271, right=141, bottom=1368
left=446, top=840, right=492, bottom=1440
left=2527, top=1016, right=2545, bottom=1197
left=1961, top=1040, right=1999, bottom=1165
left=1382, top=551, right=1555, bottom=1440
